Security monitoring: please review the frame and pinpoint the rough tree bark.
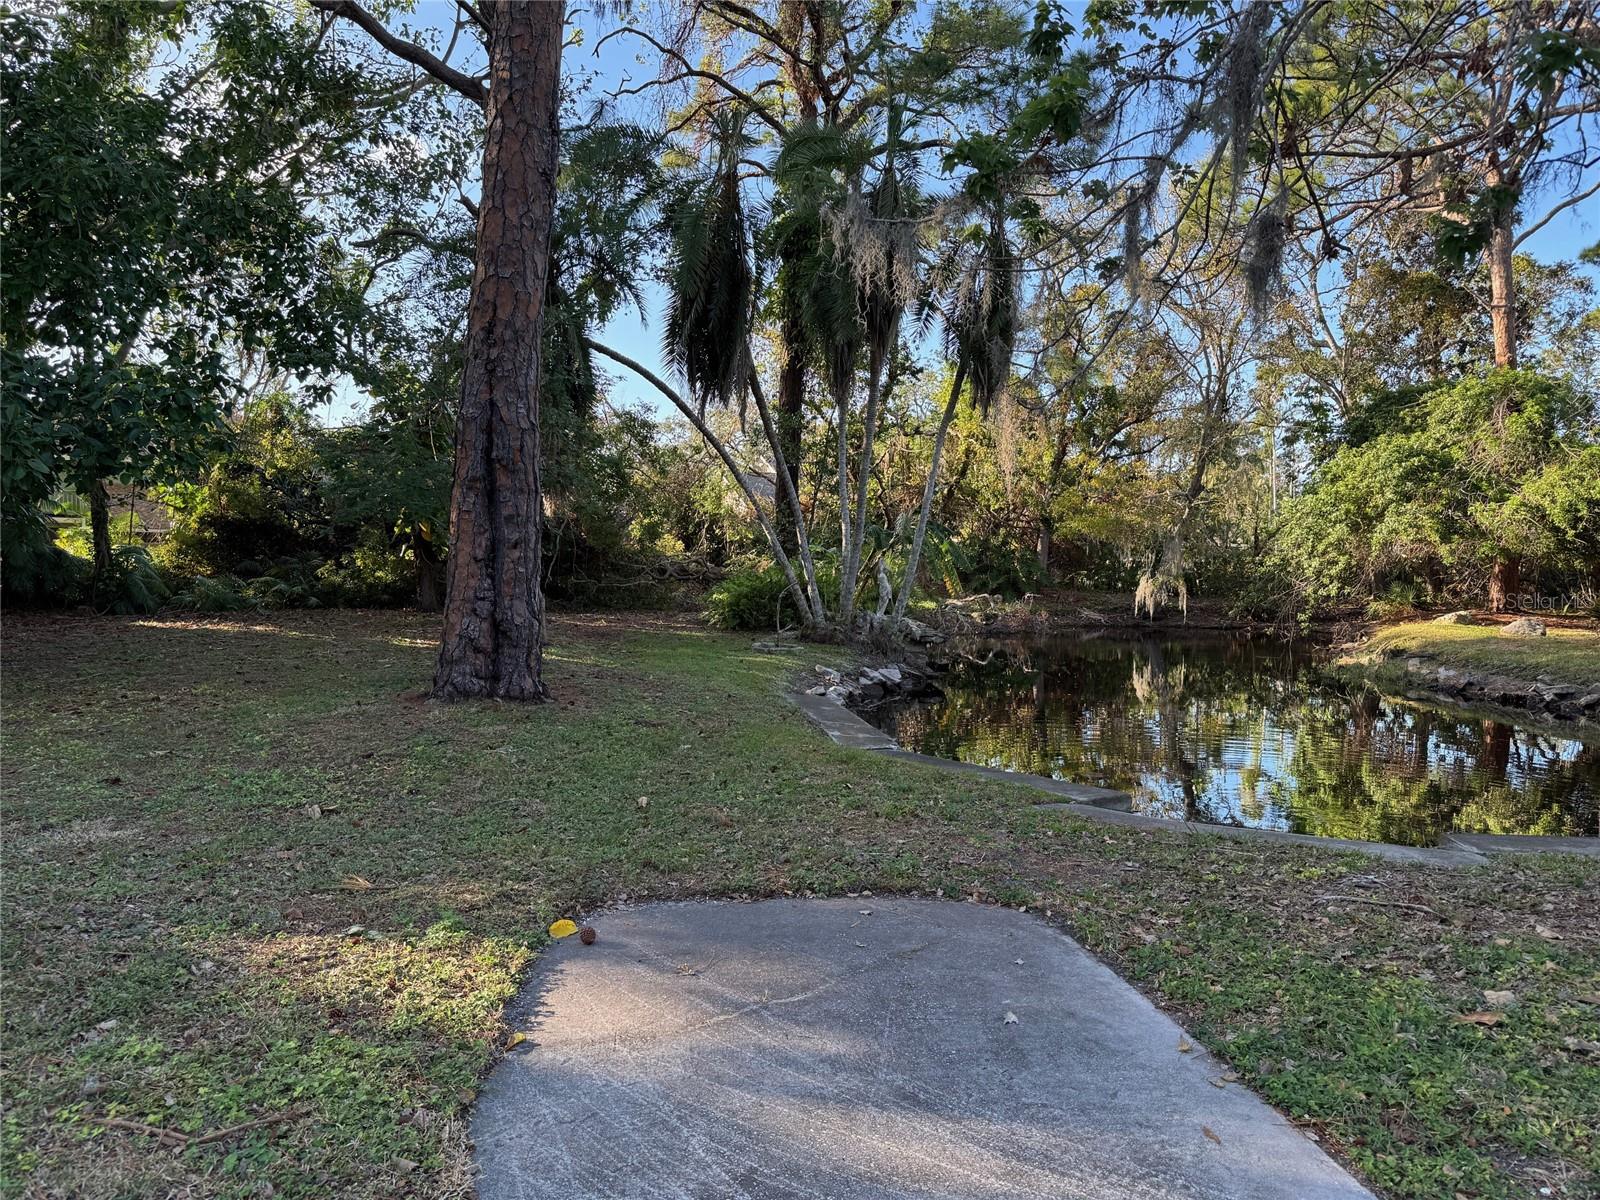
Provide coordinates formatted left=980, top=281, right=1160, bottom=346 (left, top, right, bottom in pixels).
left=1485, top=169, right=1518, bottom=372
left=87, top=480, right=113, bottom=585
left=432, top=1, right=564, bottom=701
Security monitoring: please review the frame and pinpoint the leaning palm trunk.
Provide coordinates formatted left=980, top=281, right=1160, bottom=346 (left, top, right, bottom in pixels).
left=584, top=338, right=815, bottom=626
left=748, top=367, right=826, bottom=621
left=840, top=333, right=893, bottom=629
left=834, top=378, right=854, bottom=615
left=891, top=359, right=967, bottom=625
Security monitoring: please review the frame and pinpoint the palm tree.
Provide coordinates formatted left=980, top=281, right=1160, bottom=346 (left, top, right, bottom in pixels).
left=891, top=193, right=1017, bottom=626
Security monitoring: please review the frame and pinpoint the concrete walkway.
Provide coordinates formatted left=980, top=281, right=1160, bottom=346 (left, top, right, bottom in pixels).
left=473, top=899, right=1374, bottom=1200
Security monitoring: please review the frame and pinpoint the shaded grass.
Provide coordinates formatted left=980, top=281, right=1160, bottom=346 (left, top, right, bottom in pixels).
left=2, top=611, right=1596, bottom=1199
left=1359, top=621, right=1600, bottom=690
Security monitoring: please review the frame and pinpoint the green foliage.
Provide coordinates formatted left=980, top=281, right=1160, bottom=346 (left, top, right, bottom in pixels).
left=662, top=112, right=756, bottom=411
left=97, top=545, right=171, bottom=615
left=706, top=557, right=840, bottom=631
left=0, top=513, right=86, bottom=606
left=1273, top=370, right=1597, bottom=613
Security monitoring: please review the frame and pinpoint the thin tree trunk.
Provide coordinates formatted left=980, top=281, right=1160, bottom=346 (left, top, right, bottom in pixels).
left=775, top=320, right=807, bottom=552
left=413, top=526, right=443, bottom=612
left=892, top=361, right=966, bottom=625
left=749, top=367, right=825, bottom=621
left=1036, top=513, right=1053, bottom=578
left=841, top=336, right=891, bottom=628
left=585, top=339, right=814, bottom=625
left=835, top=379, right=852, bottom=616
left=87, top=480, right=113, bottom=585
left=433, top=1, right=563, bottom=702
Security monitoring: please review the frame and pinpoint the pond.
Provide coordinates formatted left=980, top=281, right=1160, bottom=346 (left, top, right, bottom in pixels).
left=866, top=634, right=1600, bottom=848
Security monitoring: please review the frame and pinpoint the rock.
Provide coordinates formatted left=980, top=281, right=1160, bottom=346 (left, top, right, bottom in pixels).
left=855, top=682, right=885, bottom=700
left=825, top=686, right=851, bottom=704
left=876, top=665, right=903, bottom=685
left=1436, top=668, right=1467, bottom=687
left=1541, top=684, right=1581, bottom=699
left=1579, top=693, right=1600, bottom=709
left=900, top=618, right=947, bottom=644
left=1432, top=610, right=1476, bottom=624
left=816, top=666, right=840, bottom=683
left=806, top=685, right=827, bottom=696
left=1501, top=617, right=1547, bottom=637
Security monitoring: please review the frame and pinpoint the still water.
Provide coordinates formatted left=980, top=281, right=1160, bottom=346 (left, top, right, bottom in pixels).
left=868, top=635, right=1599, bottom=847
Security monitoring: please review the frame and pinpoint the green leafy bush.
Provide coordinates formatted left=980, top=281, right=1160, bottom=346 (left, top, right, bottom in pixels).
left=706, top=558, right=838, bottom=630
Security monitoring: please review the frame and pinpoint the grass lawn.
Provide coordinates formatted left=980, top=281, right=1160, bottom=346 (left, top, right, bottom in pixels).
left=3, top=611, right=1597, bottom=1200
left=1356, top=621, right=1600, bottom=691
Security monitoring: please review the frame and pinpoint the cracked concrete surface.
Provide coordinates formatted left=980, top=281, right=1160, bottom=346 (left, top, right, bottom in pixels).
left=473, top=898, right=1375, bottom=1200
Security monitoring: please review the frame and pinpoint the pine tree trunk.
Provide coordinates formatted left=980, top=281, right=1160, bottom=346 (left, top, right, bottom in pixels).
left=88, top=480, right=113, bottom=585
left=1036, top=514, right=1053, bottom=578
left=1487, top=213, right=1517, bottom=369
left=433, top=0, right=563, bottom=702
left=1488, top=554, right=1520, bottom=613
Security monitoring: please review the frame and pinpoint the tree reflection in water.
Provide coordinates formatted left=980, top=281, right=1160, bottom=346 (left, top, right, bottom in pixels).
left=870, top=634, right=1598, bottom=847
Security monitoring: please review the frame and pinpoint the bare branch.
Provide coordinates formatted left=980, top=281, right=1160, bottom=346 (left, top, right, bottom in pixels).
left=310, top=0, right=488, bottom=109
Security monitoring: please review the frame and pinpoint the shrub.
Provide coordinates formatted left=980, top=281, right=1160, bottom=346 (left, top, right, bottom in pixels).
left=705, top=558, right=837, bottom=630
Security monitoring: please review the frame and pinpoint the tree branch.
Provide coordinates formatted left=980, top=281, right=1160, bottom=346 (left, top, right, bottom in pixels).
left=310, top=0, right=488, bottom=109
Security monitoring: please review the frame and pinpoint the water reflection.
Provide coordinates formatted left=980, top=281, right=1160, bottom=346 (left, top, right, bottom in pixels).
left=869, top=634, right=1599, bottom=847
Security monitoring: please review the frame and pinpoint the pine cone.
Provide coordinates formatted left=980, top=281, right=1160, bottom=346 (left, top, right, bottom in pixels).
left=578, top=926, right=597, bottom=945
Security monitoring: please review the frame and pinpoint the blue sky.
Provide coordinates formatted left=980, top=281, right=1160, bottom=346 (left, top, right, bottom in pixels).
left=318, top=0, right=1600, bottom=426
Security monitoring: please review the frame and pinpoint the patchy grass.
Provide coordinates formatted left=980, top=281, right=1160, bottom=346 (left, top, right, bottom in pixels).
left=1356, top=620, right=1600, bottom=690
left=2, top=610, right=1597, bottom=1200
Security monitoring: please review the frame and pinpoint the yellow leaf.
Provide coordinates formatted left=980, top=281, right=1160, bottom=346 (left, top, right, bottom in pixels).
left=505, top=1031, right=526, bottom=1049
left=338, top=875, right=373, bottom=891
left=548, top=919, right=578, bottom=939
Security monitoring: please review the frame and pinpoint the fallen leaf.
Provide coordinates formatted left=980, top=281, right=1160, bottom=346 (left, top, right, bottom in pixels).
left=1202, top=1126, right=1222, bottom=1145
left=1221, top=1071, right=1239, bottom=1082
left=505, top=1031, right=526, bottom=1049
left=338, top=875, right=373, bottom=891
left=1003, top=1011, right=1019, bottom=1025
left=1453, top=1010, right=1503, bottom=1026
left=1534, top=922, right=1563, bottom=941
left=1563, top=1037, right=1600, bottom=1054
left=635, top=796, right=649, bottom=809
left=1209, top=1077, right=1227, bottom=1088
left=305, top=804, right=322, bottom=820
left=1483, top=989, right=1517, bottom=1009
left=1177, top=1037, right=1192, bottom=1053
left=548, top=919, right=578, bottom=939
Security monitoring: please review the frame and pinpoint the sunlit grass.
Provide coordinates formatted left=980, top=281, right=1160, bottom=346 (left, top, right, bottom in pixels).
left=1364, top=621, right=1600, bottom=689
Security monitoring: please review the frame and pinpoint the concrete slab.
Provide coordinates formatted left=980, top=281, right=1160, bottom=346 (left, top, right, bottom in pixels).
left=473, top=899, right=1375, bottom=1200
left=794, top=691, right=899, bottom=751
left=1439, top=832, right=1600, bottom=859
left=880, top=749, right=1133, bottom=808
